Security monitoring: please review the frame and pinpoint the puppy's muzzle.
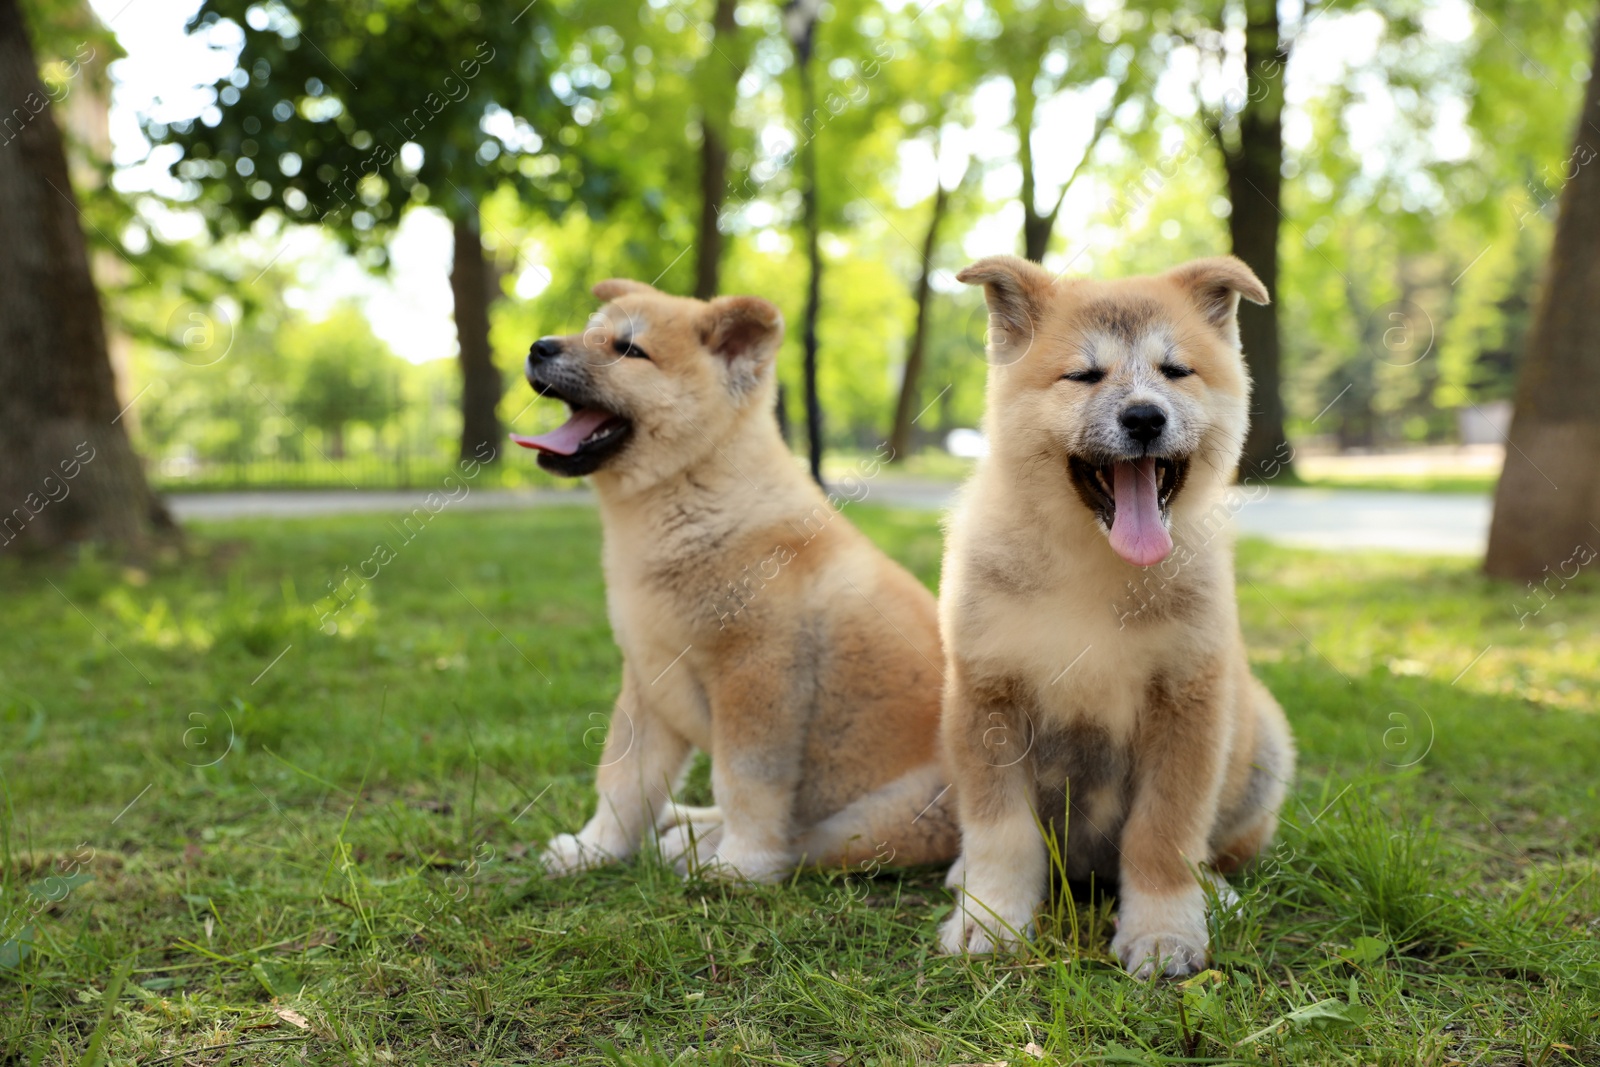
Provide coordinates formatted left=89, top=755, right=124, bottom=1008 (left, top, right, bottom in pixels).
left=527, top=337, right=564, bottom=381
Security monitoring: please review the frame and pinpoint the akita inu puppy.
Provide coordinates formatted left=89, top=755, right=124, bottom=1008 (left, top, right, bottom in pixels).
left=520, top=279, right=958, bottom=882
left=936, top=255, right=1294, bottom=977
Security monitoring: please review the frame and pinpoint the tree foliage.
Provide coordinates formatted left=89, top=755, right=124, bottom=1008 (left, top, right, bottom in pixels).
left=22, top=0, right=1599, bottom=485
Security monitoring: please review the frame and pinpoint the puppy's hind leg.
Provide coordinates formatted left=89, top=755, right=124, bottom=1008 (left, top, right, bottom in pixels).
left=794, top=762, right=960, bottom=871
left=1211, top=680, right=1294, bottom=874
left=652, top=795, right=725, bottom=875
left=656, top=802, right=723, bottom=833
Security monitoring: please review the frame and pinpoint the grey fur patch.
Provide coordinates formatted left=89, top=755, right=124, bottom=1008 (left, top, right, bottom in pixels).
left=1232, top=718, right=1290, bottom=823
left=970, top=549, right=1043, bottom=598
left=1076, top=299, right=1159, bottom=345
left=1031, top=721, right=1132, bottom=884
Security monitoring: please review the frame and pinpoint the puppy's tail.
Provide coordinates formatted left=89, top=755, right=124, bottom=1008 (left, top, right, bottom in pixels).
left=796, top=763, right=960, bottom=870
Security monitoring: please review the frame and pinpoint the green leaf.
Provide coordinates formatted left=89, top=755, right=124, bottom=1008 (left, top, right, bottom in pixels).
left=1345, top=935, right=1390, bottom=963
left=1235, top=996, right=1371, bottom=1046
left=251, top=961, right=284, bottom=997
left=0, top=925, right=37, bottom=970
left=27, top=872, right=92, bottom=902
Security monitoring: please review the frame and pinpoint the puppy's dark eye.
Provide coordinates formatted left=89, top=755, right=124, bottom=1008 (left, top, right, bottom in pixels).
left=612, top=338, right=651, bottom=361
left=1061, top=368, right=1105, bottom=384
left=1160, top=364, right=1194, bottom=380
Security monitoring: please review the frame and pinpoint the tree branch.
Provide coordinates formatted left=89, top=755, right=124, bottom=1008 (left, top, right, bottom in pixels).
left=1043, top=76, right=1132, bottom=229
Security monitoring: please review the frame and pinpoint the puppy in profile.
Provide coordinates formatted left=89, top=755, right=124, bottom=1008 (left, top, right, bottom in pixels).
left=937, top=255, right=1294, bottom=977
left=519, top=279, right=957, bottom=882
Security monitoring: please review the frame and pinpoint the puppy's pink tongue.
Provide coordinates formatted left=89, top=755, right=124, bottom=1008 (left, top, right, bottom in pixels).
left=509, top=409, right=613, bottom=455
left=1109, top=457, right=1172, bottom=567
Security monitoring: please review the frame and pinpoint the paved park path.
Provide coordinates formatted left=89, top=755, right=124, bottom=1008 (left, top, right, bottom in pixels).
left=167, top=481, right=1493, bottom=556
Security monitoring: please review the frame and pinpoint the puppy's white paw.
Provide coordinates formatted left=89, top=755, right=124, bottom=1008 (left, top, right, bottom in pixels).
left=700, top=840, right=790, bottom=884
left=1112, top=929, right=1208, bottom=979
left=1112, top=888, right=1208, bottom=978
left=937, top=893, right=1035, bottom=955
left=539, top=832, right=615, bottom=877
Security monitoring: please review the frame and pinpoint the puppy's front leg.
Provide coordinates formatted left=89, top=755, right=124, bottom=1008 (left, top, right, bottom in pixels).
left=542, top=669, right=692, bottom=875
left=699, top=661, right=806, bottom=884
left=1113, top=671, right=1228, bottom=978
left=938, top=688, right=1044, bottom=954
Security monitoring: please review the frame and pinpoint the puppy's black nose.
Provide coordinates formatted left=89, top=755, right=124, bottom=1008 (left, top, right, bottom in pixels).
left=1120, top=404, right=1167, bottom=444
left=529, top=337, right=563, bottom=362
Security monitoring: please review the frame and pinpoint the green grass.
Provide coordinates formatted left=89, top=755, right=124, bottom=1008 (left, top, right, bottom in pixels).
left=2, top=506, right=1597, bottom=1065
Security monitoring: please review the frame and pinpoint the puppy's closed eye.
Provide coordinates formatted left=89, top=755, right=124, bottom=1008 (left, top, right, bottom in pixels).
left=1062, top=368, right=1105, bottom=384
left=612, top=338, right=652, bottom=361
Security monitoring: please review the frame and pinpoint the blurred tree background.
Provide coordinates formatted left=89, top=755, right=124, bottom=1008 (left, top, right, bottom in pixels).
left=6, top=0, right=1596, bottom=515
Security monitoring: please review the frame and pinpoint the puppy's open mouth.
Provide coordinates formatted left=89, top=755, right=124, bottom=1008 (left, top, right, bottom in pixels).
left=1067, top=455, right=1189, bottom=567
left=510, top=379, right=633, bottom=477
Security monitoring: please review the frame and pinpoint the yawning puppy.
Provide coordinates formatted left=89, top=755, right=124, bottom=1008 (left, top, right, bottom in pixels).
left=937, top=255, right=1294, bottom=978
left=521, top=279, right=957, bottom=882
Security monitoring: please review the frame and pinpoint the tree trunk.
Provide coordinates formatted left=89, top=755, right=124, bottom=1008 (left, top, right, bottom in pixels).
left=451, top=215, right=502, bottom=464
left=0, top=0, right=172, bottom=555
left=1018, top=65, right=1123, bottom=263
left=694, top=0, right=741, bottom=300
left=798, top=54, right=824, bottom=486
left=1014, top=74, right=1050, bottom=263
left=1222, top=0, right=1292, bottom=481
left=695, top=124, right=729, bottom=301
left=889, top=182, right=949, bottom=461
left=1485, top=20, right=1600, bottom=580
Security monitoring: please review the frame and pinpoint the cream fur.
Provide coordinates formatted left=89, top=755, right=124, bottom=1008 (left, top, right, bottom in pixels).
left=533, top=281, right=960, bottom=883
left=937, top=255, right=1296, bottom=977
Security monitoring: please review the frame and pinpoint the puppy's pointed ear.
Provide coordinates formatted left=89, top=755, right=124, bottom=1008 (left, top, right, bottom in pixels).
left=956, top=255, right=1053, bottom=356
left=592, top=279, right=658, bottom=302
left=1165, top=257, right=1269, bottom=346
left=702, top=295, right=783, bottom=388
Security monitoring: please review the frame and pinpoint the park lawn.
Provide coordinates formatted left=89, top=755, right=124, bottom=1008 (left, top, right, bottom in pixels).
left=1, top=504, right=1597, bottom=1066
